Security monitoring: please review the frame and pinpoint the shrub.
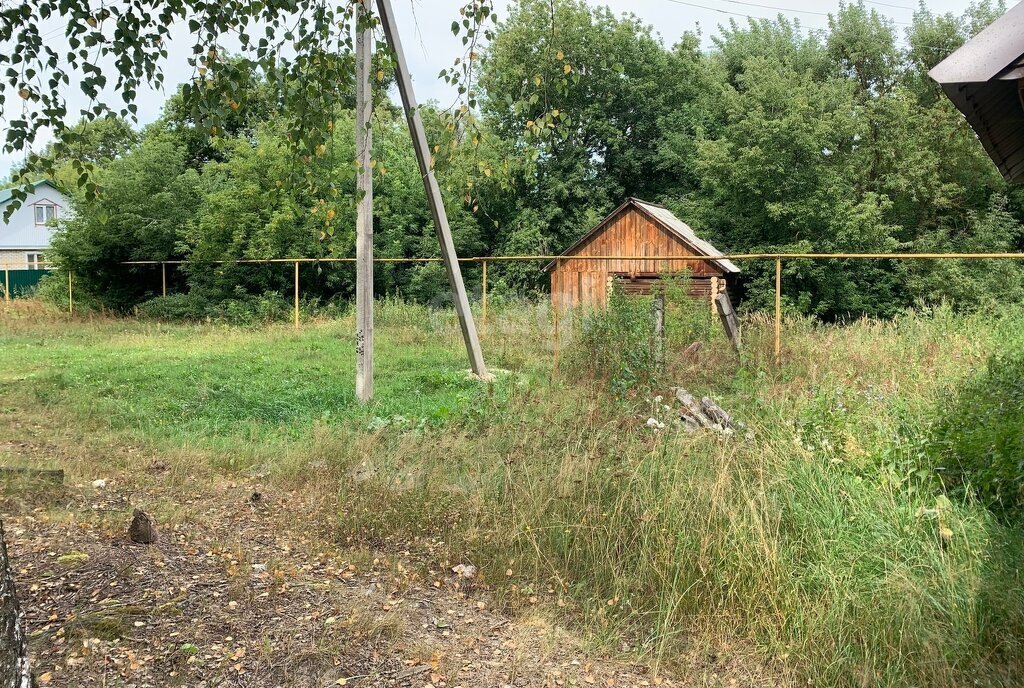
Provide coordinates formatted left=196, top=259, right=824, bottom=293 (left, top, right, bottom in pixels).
left=220, top=291, right=291, bottom=326
left=931, top=348, right=1024, bottom=520
left=136, top=293, right=213, bottom=321
left=661, top=271, right=716, bottom=349
left=566, top=271, right=719, bottom=395
left=36, top=271, right=106, bottom=314
left=136, top=291, right=291, bottom=325
left=567, top=284, right=661, bottom=396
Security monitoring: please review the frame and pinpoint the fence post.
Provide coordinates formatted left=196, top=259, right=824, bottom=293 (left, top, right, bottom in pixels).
left=552, top=258, right=561, bottom=375
left=161, top=262, right=167, bottom=297
left=481, top=259, right=488, bottom=338
left=68, top=271, right=73, bottom=315
left=293, top=261, right=300, bottom=330
left=653, top=291, right=665, bottom=369
left=775, top=257, right=781, bottom=366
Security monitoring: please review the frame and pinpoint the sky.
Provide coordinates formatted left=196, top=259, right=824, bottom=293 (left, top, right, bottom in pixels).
left=1, top=0, right=1016, bottom=176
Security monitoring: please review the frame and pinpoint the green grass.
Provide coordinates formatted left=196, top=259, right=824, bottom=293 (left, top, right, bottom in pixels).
left=0, top=301, right=515, bottom=444
left=2, top=298, right=1023, bottom=687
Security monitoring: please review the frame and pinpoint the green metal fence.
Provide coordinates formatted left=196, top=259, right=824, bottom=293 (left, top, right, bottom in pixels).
left=2, top=269, right=47, bottom=299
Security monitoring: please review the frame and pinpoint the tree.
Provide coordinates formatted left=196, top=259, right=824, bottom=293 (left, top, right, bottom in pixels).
left=480, top=0, right=682, bottom=249
left=0, top=518, right=31, bottom=688
left=0, top=0, right=503, bottom=217
left=50, top=132, right=201, bottom=310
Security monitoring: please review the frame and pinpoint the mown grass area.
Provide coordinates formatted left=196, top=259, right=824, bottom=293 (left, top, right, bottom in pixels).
left=1, top=298, right=1023, bottom=687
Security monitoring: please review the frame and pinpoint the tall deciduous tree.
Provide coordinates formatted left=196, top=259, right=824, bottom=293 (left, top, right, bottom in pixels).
left=480, top=0, right=682, bottom=247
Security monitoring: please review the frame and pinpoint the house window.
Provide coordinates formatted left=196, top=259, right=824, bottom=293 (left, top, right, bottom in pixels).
left=34, top=204, right=57, bottom=225
left=25, top=253, right=44, bottom=269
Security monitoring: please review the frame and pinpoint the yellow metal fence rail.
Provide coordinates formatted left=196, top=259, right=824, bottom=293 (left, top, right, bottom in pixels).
left=7, top=252, right=1024, bottom=363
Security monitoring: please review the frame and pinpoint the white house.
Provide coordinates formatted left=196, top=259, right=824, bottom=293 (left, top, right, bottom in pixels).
left=0, top=180, right=70, bottom=269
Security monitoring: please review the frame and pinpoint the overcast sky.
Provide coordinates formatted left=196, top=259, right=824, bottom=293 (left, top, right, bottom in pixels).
left=2, top=0, right=1016, bottom=176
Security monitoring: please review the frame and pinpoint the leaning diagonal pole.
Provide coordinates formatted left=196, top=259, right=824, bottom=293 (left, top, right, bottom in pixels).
left=375, top=0, right=488, bottom=378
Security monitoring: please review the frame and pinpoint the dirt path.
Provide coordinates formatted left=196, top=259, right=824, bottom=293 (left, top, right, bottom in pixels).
left=4, top=477, right=688, bottom=688
left=0, top=419, right=776, bottom=688
left=0, top=442, right=693, bottom=688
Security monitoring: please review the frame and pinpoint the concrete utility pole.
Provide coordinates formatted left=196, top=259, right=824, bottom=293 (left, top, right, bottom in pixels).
left=355, top=1, right=375, bottom=402
left=375, top=0, right=489, bottom=378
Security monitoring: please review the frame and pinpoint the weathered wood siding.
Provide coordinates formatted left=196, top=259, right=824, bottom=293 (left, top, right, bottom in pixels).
left=550, top=206, right=726, bottom=309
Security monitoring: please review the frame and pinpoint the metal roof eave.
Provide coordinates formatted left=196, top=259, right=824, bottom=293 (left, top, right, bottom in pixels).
left=929, top=2, right=1024, bottom=85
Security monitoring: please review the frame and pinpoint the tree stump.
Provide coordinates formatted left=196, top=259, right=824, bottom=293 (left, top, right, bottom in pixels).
left=0, top=518, right=31, bottom=688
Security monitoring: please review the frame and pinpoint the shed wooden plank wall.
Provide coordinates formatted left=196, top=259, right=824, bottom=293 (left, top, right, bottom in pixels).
left=550, top=206, right=725, bottom=309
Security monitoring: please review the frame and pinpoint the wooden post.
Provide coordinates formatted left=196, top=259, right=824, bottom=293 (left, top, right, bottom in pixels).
left=774, top=257, right=781, bottom=365
left=376, top=0, right=489, bottom=379
left=161, top=262, right=167, bottom=297
left=68, top=271, right=73, bottom=315
left=552, top=259, right=561, bottom=374
left=652, top=291, right=665, bottom=368
left=481, top=259, right=487, bottom=338
left=355, top=3, right=374, bottom=402
left=715, top=291, right=741, bottom=354
left=293, top=261, right=300, bottom=330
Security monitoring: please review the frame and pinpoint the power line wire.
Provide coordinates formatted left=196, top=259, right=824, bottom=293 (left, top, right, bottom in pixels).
left=864, top=0, right=916, bottom=10
left=660, top=0, right=911, bottom=26
left=714, top=0, right=832, bottom=17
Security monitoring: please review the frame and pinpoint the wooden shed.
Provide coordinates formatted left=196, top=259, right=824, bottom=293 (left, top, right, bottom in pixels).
left=545, top=198, right=739, bottom=309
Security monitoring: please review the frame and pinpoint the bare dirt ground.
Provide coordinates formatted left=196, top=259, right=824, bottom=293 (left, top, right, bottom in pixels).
left=1, top=419, right=779, bottom=688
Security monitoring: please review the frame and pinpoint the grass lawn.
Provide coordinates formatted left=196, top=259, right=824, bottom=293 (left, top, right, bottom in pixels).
left=2, top=298, right=1023, bottom=687
left=0, top=300, right=517, bottom=446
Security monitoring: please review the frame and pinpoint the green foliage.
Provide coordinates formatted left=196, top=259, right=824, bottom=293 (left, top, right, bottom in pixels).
left=481, top=0, right=694, bottom=247
left=932, top=346, right=1024, bottom=521
left=137, top=291, right=294, bottom=326
left=907, top=195, right=1024, bottom=309
left=49, top=134, right=201, bottom=311
left=567, top=285, right=661, bottom=395
left=0, top=0, right=500, bottom=214
left=19, top=0, right=1024, bottom=317
left=135, top=293, right=213, bottom=321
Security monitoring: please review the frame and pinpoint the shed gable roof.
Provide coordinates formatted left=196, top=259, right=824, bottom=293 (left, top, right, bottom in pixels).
left=544, top=198, right=739, bottom=273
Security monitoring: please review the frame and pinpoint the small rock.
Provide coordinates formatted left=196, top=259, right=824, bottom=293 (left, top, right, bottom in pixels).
left=128, top=509, right=158, bottom=544
left=452, top=564, right=477, bottom=579
left=91, top=478, right=107, bottom=489
left=682, top=341, right=703, bottom=358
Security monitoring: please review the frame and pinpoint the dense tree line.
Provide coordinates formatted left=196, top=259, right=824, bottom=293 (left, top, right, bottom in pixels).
left=33, top=0, right=1024, bottom=317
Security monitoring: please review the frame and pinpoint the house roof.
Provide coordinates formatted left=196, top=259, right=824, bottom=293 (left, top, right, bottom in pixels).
left=0, top=179, right=61, bottom=207
left=929, top=3, right=1024, bottom=182
left=544, top=198, right=740, bottom=274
